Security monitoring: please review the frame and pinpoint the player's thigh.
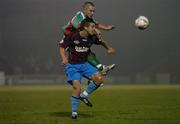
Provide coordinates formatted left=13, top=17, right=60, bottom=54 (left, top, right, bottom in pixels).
left=82, top=62, right=98, bottom=78
left=82, top=62, right=103, bottom=83
left=72, top=80, right=81, bottom=89
left=72, top=80, right=81, bottom=96
left=65, top=64, right=81, bottom=84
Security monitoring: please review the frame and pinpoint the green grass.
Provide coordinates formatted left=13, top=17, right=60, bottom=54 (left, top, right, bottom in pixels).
left=0, top=85, right=180, bottom=124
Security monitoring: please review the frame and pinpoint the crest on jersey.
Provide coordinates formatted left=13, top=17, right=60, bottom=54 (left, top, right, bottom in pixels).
left=74, top=40, right=80, bottom=44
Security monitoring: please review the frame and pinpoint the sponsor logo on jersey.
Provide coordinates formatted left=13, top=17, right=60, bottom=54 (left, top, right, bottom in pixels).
left=74, top=40, right=80, bottom=44
left=82, top=38, right=87, bottom=42
left=75, top=46, right=89, bottom=52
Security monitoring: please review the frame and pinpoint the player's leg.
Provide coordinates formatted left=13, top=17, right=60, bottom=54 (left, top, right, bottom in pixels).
left=71, top=80, right=81, bottom=119
left=87, top=52, right=103, bottom=71
left=87, top=52, right=116, bottom=75
left=81, top=72, right=103, bottom=99
left=93, top=28, right=116, bottom=74
left=80, top=62, right=104, bottom=99
left=66, top=63, right=93, bottom=109
left=101, top=64, right=116, bottom=75
left=86, top=52, right=115, bottom=87
left=65, top=64, right=82, bottom=119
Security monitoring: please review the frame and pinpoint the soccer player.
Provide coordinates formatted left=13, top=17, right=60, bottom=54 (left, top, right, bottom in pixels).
left=59, top=18, right=110, bottom=119
left=61, top=1, right=115, bottom=74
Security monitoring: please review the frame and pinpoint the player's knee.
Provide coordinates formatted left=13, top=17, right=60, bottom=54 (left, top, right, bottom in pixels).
left=97, top=76, right=103, bottom=83
left=72, top=81, right=81, bottom=92
left=73, top=86, right=81, bottom=91
left=92, top=75, right=104, bottom=84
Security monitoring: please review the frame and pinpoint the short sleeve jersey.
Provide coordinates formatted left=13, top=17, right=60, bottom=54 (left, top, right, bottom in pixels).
left=60, top=32, right=101, bottom=64
left=62, top=11, right=98, bottom=36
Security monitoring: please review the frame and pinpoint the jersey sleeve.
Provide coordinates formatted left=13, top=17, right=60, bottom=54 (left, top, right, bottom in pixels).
left=71, top=11, right=86, bottom=29
left=61, top=11, right=85, bottom=33
left=59, top=36, right=71, bottom=49
left=91, top=35, right=101, bottom=45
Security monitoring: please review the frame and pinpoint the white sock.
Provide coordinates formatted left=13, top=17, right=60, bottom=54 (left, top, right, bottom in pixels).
left=82, top=91, right=88, bottom=97
left=72, top=112, right=77, bottom=116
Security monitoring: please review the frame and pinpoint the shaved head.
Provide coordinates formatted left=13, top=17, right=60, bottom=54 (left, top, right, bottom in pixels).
left=82, top=1, right=95, bottom=10
left=82, top=1, right=95, bottom=18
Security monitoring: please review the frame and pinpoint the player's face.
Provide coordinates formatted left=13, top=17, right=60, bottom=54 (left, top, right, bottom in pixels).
left=85, top=23, right=96, bottom=35
left=84, top=5, right=95, bottom=18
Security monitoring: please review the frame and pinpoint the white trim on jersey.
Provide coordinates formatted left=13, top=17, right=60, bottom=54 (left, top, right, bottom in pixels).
left=80, top=11, right=86, bottom=19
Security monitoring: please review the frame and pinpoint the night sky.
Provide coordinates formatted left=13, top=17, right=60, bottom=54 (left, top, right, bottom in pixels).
left=0, top=0, right=179, bottom=75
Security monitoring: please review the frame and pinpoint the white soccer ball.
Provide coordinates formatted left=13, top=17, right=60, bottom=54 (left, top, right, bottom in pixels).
left=135, top=16, right=149, bottom=30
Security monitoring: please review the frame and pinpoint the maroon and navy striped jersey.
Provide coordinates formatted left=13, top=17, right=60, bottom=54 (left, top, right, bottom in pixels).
left=59, top=32, right=101, bottom=64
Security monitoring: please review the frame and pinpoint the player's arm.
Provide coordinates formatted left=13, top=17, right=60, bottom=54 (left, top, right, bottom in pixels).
left=96, top=23, right=115, bottom=31
left=72, top=11, right=86, bottom=29
left=59, top=47, right=68, bottom=65
left=59, top=39, right=69, bottom=65
left=99, top=39, right=115, bottom=54
left=71, top=17, right=80, bottom=29
left=93, top=35, right=115, bottom=54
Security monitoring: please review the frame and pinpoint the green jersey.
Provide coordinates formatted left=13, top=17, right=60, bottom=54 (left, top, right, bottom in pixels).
left=62, top=11, right=86, bottom=36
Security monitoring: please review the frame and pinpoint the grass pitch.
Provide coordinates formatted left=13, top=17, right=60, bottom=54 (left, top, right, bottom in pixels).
left=0, top=85, right=180, bottom=124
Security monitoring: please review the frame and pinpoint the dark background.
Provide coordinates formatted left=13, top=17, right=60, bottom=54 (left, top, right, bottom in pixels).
left=0, top=0, right=179, bottom=76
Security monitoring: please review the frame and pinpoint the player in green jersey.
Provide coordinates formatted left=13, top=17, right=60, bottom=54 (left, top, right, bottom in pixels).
left=60, top=1, right=116, bottom=75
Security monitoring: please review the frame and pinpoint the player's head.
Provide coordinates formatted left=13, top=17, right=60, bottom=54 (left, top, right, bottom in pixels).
left=82, top=1, right=95, bottom=18
left=80, top=17, right=96, bottom=35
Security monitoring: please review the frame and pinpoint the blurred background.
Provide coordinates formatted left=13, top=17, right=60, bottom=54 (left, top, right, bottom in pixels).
left=0, top=0, right=179, bottom=85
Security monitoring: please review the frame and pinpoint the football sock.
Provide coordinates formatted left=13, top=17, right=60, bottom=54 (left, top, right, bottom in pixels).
left=87, top=53, right=103, bottom=71
left=71, top=96, right=80, bottom=113
left=80, top=80, right=100, bottom=98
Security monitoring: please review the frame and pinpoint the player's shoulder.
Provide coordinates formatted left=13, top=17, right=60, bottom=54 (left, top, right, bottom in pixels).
left=75, top=11, right=83, bottom=16
left=71, top=31, right=81, bottom=40
left=75, top=11, right=85, bottom=19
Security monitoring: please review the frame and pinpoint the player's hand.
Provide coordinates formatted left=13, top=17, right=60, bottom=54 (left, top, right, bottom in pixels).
left=106, top=25, right=115, bottom=31
left=62, top=58, right=68, bottom=66
left=107, top=47, right=115, bottom=54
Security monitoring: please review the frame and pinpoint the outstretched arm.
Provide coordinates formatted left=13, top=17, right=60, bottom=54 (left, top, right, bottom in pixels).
left=93, top=29, right=115, bottom=54
left=97, top=23, right=115, bottom=31
left=99, top=39, right=115, bottom=54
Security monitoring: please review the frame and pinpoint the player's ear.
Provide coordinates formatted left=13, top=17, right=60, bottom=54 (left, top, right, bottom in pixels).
left=84, top=26, right=88, bottom=31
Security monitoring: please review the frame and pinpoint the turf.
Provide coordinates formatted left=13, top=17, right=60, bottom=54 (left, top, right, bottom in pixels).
left=0, top=85, right=180, bottom=124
